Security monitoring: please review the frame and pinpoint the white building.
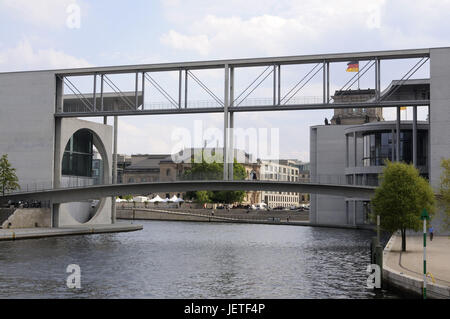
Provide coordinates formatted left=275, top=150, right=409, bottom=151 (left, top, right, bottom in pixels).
left=260, top=159, right=308, bottom=208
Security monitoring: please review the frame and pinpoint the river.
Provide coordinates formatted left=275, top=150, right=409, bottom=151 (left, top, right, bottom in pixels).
left=0, top=221, right=403, bottom=298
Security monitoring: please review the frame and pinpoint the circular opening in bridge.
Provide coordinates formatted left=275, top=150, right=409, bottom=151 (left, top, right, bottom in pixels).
left=61, top=128, right=109, bottom=224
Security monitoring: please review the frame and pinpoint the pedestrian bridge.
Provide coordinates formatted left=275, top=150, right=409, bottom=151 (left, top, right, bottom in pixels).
left=1, top=180, right=375, bottom=204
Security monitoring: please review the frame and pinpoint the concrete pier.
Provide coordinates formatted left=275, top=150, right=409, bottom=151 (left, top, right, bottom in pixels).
left=0, top=222, right=142, bottom=241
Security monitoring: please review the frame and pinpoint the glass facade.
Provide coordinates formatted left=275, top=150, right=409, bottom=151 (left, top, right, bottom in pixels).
left=363, top=130, right=427, bottom=166
left=363, top=131, right=393, bottom=166
left=62, top=129, right=94, bottom=177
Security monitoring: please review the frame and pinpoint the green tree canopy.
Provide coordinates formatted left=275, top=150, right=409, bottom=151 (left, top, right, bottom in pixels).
left=0, top=154, right=20, bottom=196
left=439, top=158, right=450, bottom=229
left=183, top=154, right=246, bottom=204
left=371, top=161, right=435, bottom=251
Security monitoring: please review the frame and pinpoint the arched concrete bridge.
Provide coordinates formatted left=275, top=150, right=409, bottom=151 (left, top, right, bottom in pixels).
left=1, top=180, right=375, bottom=204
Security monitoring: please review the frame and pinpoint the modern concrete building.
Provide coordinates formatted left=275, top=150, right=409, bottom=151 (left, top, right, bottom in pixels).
left=0, top=72, right=115, bottom=227
left=311, top=70, right=449, bottom=234
left=0, top=47, right=448, bottom=230
left=310, top=120, right=429, bottom=227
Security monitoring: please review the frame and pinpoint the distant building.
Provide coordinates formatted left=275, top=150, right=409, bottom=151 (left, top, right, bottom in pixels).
left=260, top=159, right=309, bottom=208
left=120, top=148, right=262, bottom=204
left=331, top=89, right=383, bottom=125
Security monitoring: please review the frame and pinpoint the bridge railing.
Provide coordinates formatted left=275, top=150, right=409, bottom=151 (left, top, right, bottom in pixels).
left=2, top=174, right=366, bottom=197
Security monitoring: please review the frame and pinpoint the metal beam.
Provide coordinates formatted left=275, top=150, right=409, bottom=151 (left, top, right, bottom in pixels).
left=93, top=74, right=97, bottom=111
left=112, top=115, right=118, bottom=224
left=273, top=65, right=276, bottom=105
left=135, top=72, right=139, bottom=109
left=413, top=106, right=418, bottom=166
left=396, top=106, right=401, bottom=161
left=184, top=69, right=188, bottom=108
left=229, top=112, right=234, bottom=181
left=277, top=65, right=281, bottom=105
left=100, top=74, right=104, bottom=111
left=391, top=129, right=395, bottom=161
left=178, top=70, right=182, bottom=108
left=223, top=64, right=230, bottom=180
left=229, top=67, right=235, bottom=180
left=53, top=48, right=431, bottom=77
left=375, top=59, right=379, bottom=99
left=323, top=61, right=326, bottom=104
left=142, top=72, right=145, bottom=109
left=326, top=62, right=330, bottom=103
left=55, top=100, right=430, bottom=118
left=354, top=132, right=357, bottom=167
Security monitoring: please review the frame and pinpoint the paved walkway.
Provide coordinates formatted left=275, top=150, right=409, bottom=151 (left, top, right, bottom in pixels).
left=384, top=234, right=450, bottom=287
left=0, top=222, right=143, bottom=241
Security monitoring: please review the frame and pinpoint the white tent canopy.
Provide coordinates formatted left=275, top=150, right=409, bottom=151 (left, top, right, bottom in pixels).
left=175, top=197, right=184, bottom=203
left=133, top=196, right=148, bottom=203
left=168, top=195, right=178, bottom=202
left=149, top=195, right=164, bottom=203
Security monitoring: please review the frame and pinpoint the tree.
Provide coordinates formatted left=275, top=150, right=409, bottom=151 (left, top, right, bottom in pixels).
left=194, top=190, right=211, bottom=205
left=371, top=161, right=435, bottom=251
left=183, top=155, right=247, bottom=205
left=121, top=194, right=133, bottom=201
left=439, top=158, right=450, bottom=229
left=0, top=154, right=20, bottom=196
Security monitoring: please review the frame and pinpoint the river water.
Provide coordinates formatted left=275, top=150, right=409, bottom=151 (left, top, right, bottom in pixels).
left=0, top=221, right=403, bottom=298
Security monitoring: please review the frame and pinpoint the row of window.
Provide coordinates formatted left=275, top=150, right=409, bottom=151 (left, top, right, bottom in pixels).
left=262, top=174, right=305, bottom=181
left=263, top=165, right=299, bottom=175
left=127, top=176, right=159, bottom=183
left=265, top=194, right=310, bottom=203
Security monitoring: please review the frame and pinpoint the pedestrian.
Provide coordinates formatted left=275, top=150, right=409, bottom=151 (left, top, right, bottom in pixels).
left=429, top=225, right=434, bottom=241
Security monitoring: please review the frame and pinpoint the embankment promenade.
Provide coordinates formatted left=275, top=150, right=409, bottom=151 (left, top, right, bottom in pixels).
left=383, top=234, right=450, bottom=299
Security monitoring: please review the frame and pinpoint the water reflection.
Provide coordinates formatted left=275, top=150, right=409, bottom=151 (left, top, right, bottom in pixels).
left=0, top=221, right=402, bottom=298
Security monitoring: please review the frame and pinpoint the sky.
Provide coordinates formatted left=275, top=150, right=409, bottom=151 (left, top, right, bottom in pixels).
left=0, top=0, right=448, bottom=162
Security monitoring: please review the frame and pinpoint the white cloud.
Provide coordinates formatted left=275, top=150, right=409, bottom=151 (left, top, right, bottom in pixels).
left=0, top=39, right=92, bottom=72
left=0, top=0, right=82, bottom=27
left=160, top=30, right=211, bottom=56
left=160, top=0, right=450, bottom=59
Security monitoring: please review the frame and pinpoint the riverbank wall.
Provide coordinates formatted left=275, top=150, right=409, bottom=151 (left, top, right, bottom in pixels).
left=0, top=223, right=143, bottom=241
left=117, top=207, right=374, bottom=230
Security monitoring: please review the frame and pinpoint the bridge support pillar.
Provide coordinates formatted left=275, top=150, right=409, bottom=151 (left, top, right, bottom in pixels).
left=396, top=107, right=401, bottom=161
left=111, top=115, right=118, bottom=223
left=223, top=64, right=230, bottom=180
left=227, top=66, right=235, bottom=180
left=51, top=202, right=60, bottom=228
left=413, top=106, right=418, bottom=166
left=228, top=111, right=234, bottom=180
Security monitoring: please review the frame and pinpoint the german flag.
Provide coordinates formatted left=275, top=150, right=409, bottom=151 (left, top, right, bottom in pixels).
left=346, top=61, right=359, bottom=72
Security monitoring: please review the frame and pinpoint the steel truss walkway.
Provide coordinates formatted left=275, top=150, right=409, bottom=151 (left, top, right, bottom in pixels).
left=55, top=48, right=430, bottom=117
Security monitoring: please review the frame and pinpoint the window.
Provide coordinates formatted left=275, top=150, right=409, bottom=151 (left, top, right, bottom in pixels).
left=62, top=129, right=93, bottom=177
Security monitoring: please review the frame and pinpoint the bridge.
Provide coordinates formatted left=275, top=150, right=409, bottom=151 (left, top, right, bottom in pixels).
left=1, top=180, right=375, bottom=204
